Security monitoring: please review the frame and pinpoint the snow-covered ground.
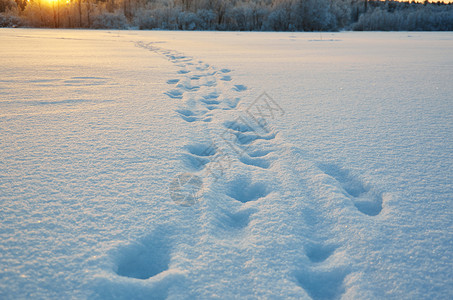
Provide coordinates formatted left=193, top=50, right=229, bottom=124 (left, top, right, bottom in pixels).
left=1, top=29, right=452, bottom=299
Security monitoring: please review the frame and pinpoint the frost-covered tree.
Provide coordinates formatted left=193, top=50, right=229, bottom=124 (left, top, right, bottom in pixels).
left=0, top=0, right=16, bottom=12
left=1, top=0, right=453, bottom=31
left=352, top=1, right=453, bottom=31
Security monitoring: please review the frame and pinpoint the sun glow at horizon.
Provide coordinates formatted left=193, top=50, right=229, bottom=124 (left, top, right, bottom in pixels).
left=41, top=0, right=60, bottom=6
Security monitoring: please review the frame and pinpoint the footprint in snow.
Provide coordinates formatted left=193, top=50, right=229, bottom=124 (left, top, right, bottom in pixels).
left=200, top=78, right=217, bottom=87
left=220, top=75, right=232, bottom=81
left=176, top=109, right=211, bottom=123
left=233, top=131, right=277, bottom=145
left=186, top=142, right=217, bottom=157
left=168, top=54, right=189, bottom=62
left=176, top=81, right=200, bottom=92
left=233, top=85, right=247, bottom=92
left=167, top=79, right=180, bottom=84
left=182, top=142, right=217, bottom=170
left=317, top=163, right=383, bottom=216
left=200, top=92, right=220, bottom=106
left=305, top=243, right=338, bottom=263
left=226, top=176, right=270, bottom=203
left=165, top=89, right=184, bottom=99
left=205, top=105, right=219, bottom=111
left=176, top=109, right=197, bottom=122
left=220, top=128, right=275, bottom=156
left=224, top=119, right=255, bottom=133
left=295, top=267, right=349, bottom=300
left=177, top=69, right=190, bottom=74
left=196, top=63, right=211, bottom=71
left=182, top=154, right=210, bottom=171
left=115, top=233, right=170, bottom=280
left=201, top=99, right=221, bottom=105
left=226, top=97, right=240, bottom=109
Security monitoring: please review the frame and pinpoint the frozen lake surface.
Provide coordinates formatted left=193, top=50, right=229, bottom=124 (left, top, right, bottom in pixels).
left=1, top=29, right=452, bottom=299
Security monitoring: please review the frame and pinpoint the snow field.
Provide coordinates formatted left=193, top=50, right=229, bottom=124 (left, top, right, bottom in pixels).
left=1, top=29, right=452, bottom=299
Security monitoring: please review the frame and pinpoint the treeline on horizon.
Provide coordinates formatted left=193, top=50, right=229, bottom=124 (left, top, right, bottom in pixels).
left=1, top=0, right=453, bottom=31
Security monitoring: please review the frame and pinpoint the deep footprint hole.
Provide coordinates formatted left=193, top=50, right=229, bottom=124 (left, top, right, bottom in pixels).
left=353, top=193, right=383, bottom=216
left=115, top=235, right=170, bottom=280
left=296, top=268, right=348, bottom=300
left=226, top=176, right=270, bottom=203
left=305, top=243, right=338, bottom=263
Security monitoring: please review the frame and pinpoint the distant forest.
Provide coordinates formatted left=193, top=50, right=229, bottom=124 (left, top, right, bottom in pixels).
left=1, top=0, right=453, bottom=31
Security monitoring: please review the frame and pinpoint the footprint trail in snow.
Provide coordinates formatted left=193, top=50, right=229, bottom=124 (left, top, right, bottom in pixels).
left=104, top=41, right=387, bottom=298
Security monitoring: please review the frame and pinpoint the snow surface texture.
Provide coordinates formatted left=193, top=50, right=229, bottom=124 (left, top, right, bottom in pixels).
left=1, top=29, right=452, bottom=299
